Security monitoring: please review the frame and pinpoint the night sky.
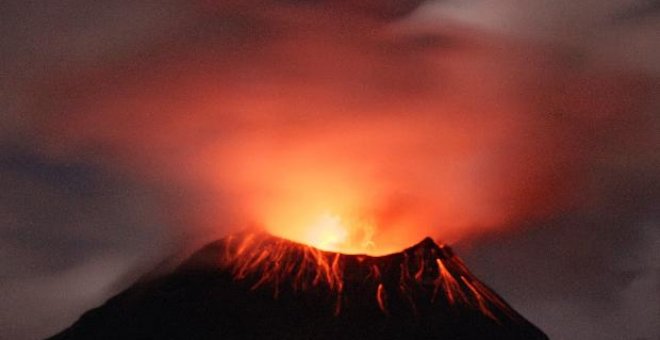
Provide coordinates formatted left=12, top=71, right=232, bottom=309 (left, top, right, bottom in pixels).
left=1, top=1, right=658, bottom=339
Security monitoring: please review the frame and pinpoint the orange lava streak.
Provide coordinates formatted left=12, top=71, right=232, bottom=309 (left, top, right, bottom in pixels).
left=434, top=258, right=466, bottom=305
left=368, top=264, right=381, bottom=281
left=376, top=283, right=388, bottom=314
left=218, top=232, right=521, bottom=321
left=461, top=276, right=498, bottom=321
left=221, top=233, right=344, bottom=295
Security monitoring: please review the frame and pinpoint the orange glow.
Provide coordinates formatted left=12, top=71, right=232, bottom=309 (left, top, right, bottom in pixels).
left=32, top=1, right=648, bottom=256
left=305, top=213, right=349, bottom=252
left=269, top=209, right=377, bottom=254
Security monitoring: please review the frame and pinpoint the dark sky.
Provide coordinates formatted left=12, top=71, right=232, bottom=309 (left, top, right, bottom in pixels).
left=1, top=1, right=658, bottom=339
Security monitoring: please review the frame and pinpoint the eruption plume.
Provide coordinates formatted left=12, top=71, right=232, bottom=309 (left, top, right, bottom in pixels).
left=26, top=0, right=654, bottom=254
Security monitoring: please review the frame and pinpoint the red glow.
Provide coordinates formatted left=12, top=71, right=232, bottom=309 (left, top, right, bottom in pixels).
left=32, top=1, right=654, bottom=254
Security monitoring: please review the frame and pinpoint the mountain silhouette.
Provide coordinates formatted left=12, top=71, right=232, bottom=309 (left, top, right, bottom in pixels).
left=50, top=231, right=548, bottom=339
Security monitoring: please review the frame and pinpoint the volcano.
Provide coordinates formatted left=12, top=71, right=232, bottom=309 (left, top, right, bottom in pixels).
left=49, top=232, right=548, bottom=339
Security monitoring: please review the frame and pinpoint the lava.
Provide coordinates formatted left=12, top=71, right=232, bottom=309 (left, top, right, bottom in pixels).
left=434, top=258, right=464, bottom=305
left=217, top=231, right=525, bottom=320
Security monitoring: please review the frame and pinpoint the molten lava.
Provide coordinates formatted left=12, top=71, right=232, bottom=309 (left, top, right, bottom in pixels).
left=218, top=231, right=525, bottom=320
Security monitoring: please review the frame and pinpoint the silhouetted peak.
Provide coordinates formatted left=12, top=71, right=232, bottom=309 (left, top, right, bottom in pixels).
left=50, top=231, right=548, bottom=340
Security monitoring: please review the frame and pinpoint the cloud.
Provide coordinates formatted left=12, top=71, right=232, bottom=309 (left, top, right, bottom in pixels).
left=1, top=0, right=658, bottom=338
left=407, top=0, right=660, bottom=74
left=26, top=0, right=656, bottom=251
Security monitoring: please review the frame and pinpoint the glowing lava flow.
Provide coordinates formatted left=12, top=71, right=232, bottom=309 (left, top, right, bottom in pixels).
left=217, top=231, right=523, bottom=320
left=222, top=233, right=344, bottom=295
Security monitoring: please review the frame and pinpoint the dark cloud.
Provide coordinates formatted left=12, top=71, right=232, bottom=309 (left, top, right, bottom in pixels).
left=459, top=166, right=660, bottom=338
left=1, top=0, right=658, bottom=339
left=0, top=145, right=173, bottom=339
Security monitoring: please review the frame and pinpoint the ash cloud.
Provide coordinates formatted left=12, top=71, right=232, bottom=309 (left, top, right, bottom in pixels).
left=1, top=0, right=658, bottom=339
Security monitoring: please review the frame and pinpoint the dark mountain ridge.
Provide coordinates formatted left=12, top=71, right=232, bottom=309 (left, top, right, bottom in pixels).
left=50, top=231, right=548, bottom=339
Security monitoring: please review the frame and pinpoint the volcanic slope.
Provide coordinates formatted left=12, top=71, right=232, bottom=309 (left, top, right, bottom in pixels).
left=50, top=232, right=549, bottom=339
